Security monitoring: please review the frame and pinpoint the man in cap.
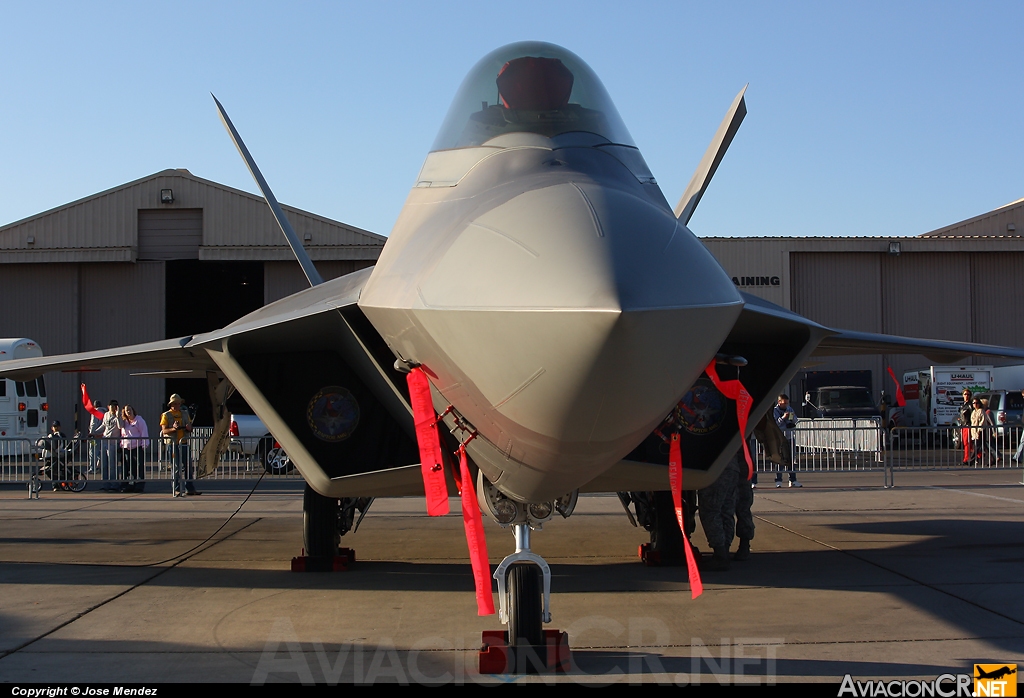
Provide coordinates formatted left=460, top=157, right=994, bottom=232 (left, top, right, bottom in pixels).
left=161, top=393, right=198, bottom=497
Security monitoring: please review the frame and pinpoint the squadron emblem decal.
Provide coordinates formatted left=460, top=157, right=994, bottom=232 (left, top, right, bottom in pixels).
left=676, top=378, right=727, bottom=436
left=306, top=386, right=360, bottom=442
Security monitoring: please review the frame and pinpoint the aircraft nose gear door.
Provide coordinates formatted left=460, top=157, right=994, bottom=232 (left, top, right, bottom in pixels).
left=494, top=524, right=551, bottom=665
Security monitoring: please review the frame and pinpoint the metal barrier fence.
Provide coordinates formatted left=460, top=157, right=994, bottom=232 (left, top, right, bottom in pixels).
left=885, top=424, right=1023, bottom=487
left=6, top=422, right=1023, bottom=494
left=1, top=433, right=301, bottom=491
left=754, top=418, right=886, bottom=475
left=756, top=420, right=1023, bottom=487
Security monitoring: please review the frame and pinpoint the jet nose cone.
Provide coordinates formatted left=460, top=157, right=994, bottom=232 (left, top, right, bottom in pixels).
left=408, top=179, right=743, bottom=499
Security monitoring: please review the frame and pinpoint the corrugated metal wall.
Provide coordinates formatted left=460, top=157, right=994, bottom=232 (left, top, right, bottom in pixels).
left=787, top=250, right=1024, bottom=395
left=881, top=253, right=971, bottom=341
left=79, top=262, right=166, bottom=428
left=791, top=253, right=882, bottom=333
left=790, top=252, right=885, bottom=394
left=0, top=265, right=80, bottom=430
left=264, top=260, right=375, bottom=304
left=970, top=253, right=1024, bottom=350
left=700, top=238, right=788, bottom=307
left=138, top=209, right=203, bottom=260
left=0, top=262, right=168, bottom=433
left=0, top=171, right=387, bottom=431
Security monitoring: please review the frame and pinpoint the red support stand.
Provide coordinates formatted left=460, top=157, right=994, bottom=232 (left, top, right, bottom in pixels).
left=479, top=630, right=571, bottom=674
left=639, top=542, right=698, bottom=568
left=290, top=547, right=356, bottom=572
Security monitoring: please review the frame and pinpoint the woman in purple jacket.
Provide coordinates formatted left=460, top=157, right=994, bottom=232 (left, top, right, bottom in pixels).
left=120, top=405, right=149, bottom=493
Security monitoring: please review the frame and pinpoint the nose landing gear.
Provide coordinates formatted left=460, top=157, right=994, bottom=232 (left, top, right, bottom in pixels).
left=495, top=524, right=551, bottom=640
left=481, top=522, right=571, bottom=674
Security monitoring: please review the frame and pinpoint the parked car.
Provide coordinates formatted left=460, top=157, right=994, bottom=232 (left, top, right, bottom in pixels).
left=973, top=390, right=1024, bottom=437
left=228, top=414, right=292, bottom=474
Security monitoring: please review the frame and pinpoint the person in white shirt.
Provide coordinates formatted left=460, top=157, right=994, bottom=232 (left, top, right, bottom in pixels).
left=92, top=399, right=122, bottom=492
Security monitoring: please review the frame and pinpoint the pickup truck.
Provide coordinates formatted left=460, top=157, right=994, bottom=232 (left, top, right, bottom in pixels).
left=802, top=385, right=880, bottom=419
left=228, top=414, right=292, bottom=474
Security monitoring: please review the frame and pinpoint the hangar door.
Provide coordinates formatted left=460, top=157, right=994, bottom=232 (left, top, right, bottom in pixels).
left=138, top=209, right=203, bottom=260
left=137, top=209, right=265, bottom=423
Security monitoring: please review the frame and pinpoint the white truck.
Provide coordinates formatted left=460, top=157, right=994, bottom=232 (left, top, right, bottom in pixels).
left=0, top=338, right=48, bottom=453
left=990, top=364, right=1024, bottom=391
left=900, top=365, right=993, bottom=428
left=228, top=414, right=292, bottom=474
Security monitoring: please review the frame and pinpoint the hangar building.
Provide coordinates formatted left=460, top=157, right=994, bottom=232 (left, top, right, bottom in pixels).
left=1, top=168, right=1021, bottom=430
left=702, top=197, right=1024, bottom=398
left=0, top=169, right=384, bottom=430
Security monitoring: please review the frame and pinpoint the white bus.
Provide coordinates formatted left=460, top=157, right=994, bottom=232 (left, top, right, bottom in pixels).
left=0, top=338, right=48, bottom=452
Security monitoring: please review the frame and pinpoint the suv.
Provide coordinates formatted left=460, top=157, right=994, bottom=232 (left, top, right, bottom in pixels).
left=974, top=390, right=1024, bottom=437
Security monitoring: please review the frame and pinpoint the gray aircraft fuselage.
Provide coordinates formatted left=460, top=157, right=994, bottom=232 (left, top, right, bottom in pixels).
left=360, top=66, right=743, bottom=503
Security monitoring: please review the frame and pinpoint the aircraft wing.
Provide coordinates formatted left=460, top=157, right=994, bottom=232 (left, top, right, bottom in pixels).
left=587, top=292, right=1024, bottom=493
left=0, top=267, right=423, bottom=497
left=0, top=336, right=216, bottom=381
left=0, top=267, right=373, bottom=382
left=811, top=330, right=1024, bottom=363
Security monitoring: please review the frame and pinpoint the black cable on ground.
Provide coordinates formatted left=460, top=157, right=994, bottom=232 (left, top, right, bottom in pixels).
left=0, top=471, right=272, bottom=568
left=131, top=469, right=268, bottom=567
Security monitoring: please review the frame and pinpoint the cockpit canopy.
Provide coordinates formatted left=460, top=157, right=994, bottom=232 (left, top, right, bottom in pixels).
left=431, top=41, right=636, bottom=151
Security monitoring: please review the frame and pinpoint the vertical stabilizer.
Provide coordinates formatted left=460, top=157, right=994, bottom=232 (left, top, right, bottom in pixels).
left=674, top=85, right=747, bottom=226
left=212, top=94, right=324, bottom=287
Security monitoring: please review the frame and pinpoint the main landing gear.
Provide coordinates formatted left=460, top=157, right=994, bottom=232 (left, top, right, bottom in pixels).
left=620, top=490, right=698, bottom=566
left=294, top=484, right=372, bottom=572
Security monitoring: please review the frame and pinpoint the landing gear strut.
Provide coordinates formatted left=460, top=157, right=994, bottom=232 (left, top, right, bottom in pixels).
left=296, top=485, right=371, bottom=572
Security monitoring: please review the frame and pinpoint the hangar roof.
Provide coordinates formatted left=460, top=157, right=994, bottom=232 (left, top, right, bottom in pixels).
left=918, top=197, right=1023, bottom=238
left=0, top=169, right=386, bottom=263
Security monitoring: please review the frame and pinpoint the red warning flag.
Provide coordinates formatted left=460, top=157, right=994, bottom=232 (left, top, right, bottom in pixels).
left=457, top=444, right=496, bottom=615
left=669, top=432, right=703, bottom=599
left=886, top=366, right=906, bottom=407
left=80, top=383, right=105, bottom=420
left=704, top=360, right=755, bottom=480
left=406, top=367, right=450, bottom=517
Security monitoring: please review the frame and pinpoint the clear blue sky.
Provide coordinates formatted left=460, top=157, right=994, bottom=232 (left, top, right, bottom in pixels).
left=2, top=1, right=1021, bottom=238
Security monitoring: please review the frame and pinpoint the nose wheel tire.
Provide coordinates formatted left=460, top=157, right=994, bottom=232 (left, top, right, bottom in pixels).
left=507, top=563, right=544, bottom=668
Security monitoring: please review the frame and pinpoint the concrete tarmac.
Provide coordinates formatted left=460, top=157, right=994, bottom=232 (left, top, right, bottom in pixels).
left=0, top=470, right=1021, bottom=685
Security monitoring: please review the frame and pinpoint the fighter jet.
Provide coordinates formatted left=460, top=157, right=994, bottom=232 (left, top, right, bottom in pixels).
left=3, top=41, right=1024, bottom=665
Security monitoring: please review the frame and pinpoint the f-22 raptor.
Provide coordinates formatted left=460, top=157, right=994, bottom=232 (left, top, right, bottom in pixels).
left=4, top=42, right=1023, bottom=662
